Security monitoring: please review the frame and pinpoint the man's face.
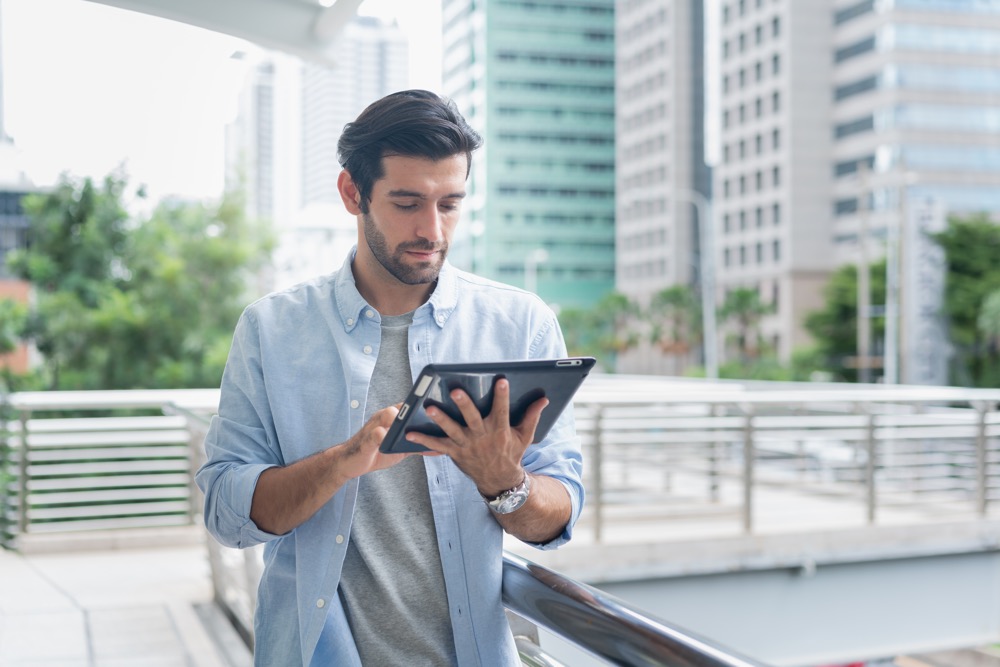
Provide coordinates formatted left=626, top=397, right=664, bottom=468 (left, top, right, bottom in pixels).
left=360, top=154, right=468, bottom=286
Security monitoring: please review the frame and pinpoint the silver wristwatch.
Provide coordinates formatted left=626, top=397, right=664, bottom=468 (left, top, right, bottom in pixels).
left=483, top=473, right=531, bottom=515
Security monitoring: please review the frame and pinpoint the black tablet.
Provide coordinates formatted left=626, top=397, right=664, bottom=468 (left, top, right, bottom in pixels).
left=379, top=357, right=596, bottom=454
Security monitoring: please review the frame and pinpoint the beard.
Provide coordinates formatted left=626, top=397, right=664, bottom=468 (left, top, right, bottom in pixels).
left=362, top=212, right=448, bottom=285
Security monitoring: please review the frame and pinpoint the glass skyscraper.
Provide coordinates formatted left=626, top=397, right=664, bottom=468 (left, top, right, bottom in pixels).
left=442, top=0, right=616, bottom=310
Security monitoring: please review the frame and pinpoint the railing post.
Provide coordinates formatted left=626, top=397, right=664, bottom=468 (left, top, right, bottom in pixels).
left=974, top=401, right=990, bottom=517
left=17, top=410, right=29, bottom=536
left=740, top=403, right=754, bottom=535
left=863, top=405, right=877, bottom=525
left=708, top=404, right=720, bottom=503
left=592, top=405, right=604, bottom=544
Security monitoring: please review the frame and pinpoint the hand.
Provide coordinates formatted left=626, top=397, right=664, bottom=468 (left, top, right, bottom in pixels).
left=404, top=379, right=549, bottom=497
left=337, top=404, right=432, bottom=484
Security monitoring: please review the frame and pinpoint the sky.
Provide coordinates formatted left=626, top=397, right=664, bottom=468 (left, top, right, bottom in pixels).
left=0, top=0, right=442, bottom=202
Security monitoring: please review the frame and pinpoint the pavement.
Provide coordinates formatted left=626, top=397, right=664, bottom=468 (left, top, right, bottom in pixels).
left=0, top=529, right=250, bottom=667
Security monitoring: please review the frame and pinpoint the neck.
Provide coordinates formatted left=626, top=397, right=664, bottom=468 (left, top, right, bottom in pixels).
left=351, top=256, right=436, bottom=316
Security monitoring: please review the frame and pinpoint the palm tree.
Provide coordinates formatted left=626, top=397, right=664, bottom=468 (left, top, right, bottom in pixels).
left=648, top=285, right=700, bottom=356
left=718, top=288, right=773, bottom=363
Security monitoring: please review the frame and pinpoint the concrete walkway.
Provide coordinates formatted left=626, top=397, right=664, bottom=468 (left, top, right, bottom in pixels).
left=0, top=534, right=249, bottom=667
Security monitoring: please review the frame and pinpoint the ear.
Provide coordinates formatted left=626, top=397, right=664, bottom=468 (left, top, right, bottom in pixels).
left=337, top=170, right=363, bottom=215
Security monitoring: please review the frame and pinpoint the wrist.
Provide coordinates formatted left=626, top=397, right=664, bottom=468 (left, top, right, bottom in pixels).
left=478, top=468, right=527, bottom=500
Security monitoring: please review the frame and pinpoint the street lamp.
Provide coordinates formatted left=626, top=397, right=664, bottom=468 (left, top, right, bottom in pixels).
left=525, top=248, right=549, bottom=295
left=675, top=189, right=719, bottom=380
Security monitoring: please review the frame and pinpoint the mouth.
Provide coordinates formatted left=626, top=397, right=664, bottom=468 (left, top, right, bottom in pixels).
left=404, top=249, right=439, bottom=262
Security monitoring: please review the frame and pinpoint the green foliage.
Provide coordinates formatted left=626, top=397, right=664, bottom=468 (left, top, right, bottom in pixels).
left=803, top=259, right=887, bottom=382
left=558, top=291, right=642, bottom=371
left=933, top=214, right=1000, bottom=387
left=648, top=285, right=700, bottom=355
left=718, top=287, right=774, bottom=363
left=6, top=172, right=270, bottom=390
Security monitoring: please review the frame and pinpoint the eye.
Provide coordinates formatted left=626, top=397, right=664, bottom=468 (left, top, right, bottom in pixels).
left=394, top=203, right=419, bottom=211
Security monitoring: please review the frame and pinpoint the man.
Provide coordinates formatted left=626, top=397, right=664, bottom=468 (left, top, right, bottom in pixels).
left=197, top=90, right=584, bottom=666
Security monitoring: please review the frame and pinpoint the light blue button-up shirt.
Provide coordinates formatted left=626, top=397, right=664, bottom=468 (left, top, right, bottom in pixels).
left=196, top=251, right=584, bottom=666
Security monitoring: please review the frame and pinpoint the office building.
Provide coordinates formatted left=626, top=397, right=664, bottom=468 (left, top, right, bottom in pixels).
left=714, top=0, right=836, bottom=363
left=441, top=0, right=616, bottom=310
left=615, top=0, right=710, bottom=374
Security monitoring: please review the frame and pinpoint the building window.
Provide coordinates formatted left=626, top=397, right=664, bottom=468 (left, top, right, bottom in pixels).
left=739, top=32, right=747, bottom=52
left=723, top=75, right=730, bottom=93
left=739, top=175, right=747, bottom=194
left=772, top=53, right=781, bottom=74
left=835, top=75, right=879, bottom=101
left=835, top=0, right=874, bottom=25
left=772, top=16, right=780, bottom=38
left=724, top=213, right=731, bottom=233
left=723, top=110, right=731, bottom=128
left=723, top=144, right=731, bottom=163
left=756, top=242, right=764, bottom=263
left=755, top=170, right=763, bottom=191
left=739, top=210, right=747, bottom=229
left=835, top=115, right=875, bottom=139
left=739, top=0, right=746, bottom=16
left=755, top=97, right=763, bottom=117
left=739, top=139, right=746, bottom=159
left=755, top=61, right=763, bottom=81
left=835, top=36, right=876, bottom=63
left=773, top=202, right=781, bottom=224
left=724, top=179, right=731, bottom=198
left=739, top=104, right=746, bottom=123
left=772, top=90, right=781, bottom=112
left=739, top=68, right=746, bottom=88
left=773, top=239, right=781, bottom=262
left=723, top=40, right=730, bottom=59
left=755, top=206, right=764, bottom=227
left=772, top=127, right=780, bottom=149
left=755, top=133, right=763, bottom=154
left=773, top=166, right=781, bottom=186
left=723, top=4, right=730, bottom=24
left=755, top=25, right=763, bottom=44
left=725, top=247, right=732, bottom=266
left=740, top=245, right=747, bottom=265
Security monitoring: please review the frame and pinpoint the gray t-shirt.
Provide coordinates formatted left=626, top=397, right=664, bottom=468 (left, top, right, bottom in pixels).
left=338, top=311, right=457, bottom=665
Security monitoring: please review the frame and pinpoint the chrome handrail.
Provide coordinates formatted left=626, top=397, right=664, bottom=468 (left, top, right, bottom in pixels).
left=502, top=552, right=769, bottom=667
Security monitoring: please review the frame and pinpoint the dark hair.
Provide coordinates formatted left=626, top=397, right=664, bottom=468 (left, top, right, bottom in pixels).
left=337, top=90, right=483, bottom=213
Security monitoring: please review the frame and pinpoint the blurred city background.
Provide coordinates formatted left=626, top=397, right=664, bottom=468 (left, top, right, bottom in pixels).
left=1, top=1, right=1000, bottom=666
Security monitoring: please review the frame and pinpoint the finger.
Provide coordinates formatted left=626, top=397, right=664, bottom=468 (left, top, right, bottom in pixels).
left=404, top=429, right=454, bottom=456
left=425, top=403, right=469, bottom=442
left=449, top=389, right=486, bottom=432
left=514, top=396, right=549, bottom=443
left=489, top=378, right=511, bottom=430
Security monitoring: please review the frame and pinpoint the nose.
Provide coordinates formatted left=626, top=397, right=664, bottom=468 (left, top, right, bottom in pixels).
left=414, top=206, right=445, bottom=243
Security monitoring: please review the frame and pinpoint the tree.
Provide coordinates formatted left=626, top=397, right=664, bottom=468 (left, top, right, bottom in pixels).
left=5, top=172, right=270, bottom=390
left=648, top=285, right=700, bottom=356
left=718, top=288, right=773, bottom=363
left=558, top=291, right=641, bottom=372
left=933, top=213, right=1000, bottom=387
left=803, top=260, right=887, bottom=382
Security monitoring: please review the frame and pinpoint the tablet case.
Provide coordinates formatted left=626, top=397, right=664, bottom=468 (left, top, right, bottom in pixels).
left=379, top=357, right=596, bottom=454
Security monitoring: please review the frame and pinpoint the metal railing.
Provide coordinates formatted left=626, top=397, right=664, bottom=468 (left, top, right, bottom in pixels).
left=4, top=379, right=1000, bottom=663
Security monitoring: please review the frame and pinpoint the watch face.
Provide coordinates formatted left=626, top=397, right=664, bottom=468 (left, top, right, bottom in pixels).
left=495, top=490, right=529, bottom=514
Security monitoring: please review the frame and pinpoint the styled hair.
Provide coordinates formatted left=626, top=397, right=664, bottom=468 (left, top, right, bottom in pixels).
left=337, top=89, right=483, bottom=213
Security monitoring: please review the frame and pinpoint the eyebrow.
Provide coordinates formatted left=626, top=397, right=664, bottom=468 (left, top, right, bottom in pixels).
left=387, top=189, right=466, bottom=200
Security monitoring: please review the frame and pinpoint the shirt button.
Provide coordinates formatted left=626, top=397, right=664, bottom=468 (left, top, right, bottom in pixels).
left=316, top=599, right=325, bottom=608
left=363, top=345, right=373, bottom=354
left=346, top=318, right=354, bottom=326
left=350, top=400, right=359, bottom=409
left=436, top=315, right=445, bottom=324
left=336, top=534, right=345, bottom=544
left=365, top=309, right=375, bottom=318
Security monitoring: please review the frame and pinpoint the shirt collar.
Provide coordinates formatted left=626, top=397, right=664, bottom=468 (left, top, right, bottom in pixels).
left=334, top=246, right=457, bottom=331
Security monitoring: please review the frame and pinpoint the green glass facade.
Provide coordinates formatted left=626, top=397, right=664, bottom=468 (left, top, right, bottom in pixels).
left=442, top=0, right=616, bottom=310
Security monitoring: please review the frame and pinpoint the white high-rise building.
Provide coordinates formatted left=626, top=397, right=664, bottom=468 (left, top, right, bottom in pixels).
left=714, top=0, right=836, bottom=363
left=615, top=0, right=710, bottom=375
left=227, top=15, right=407, bottom=292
